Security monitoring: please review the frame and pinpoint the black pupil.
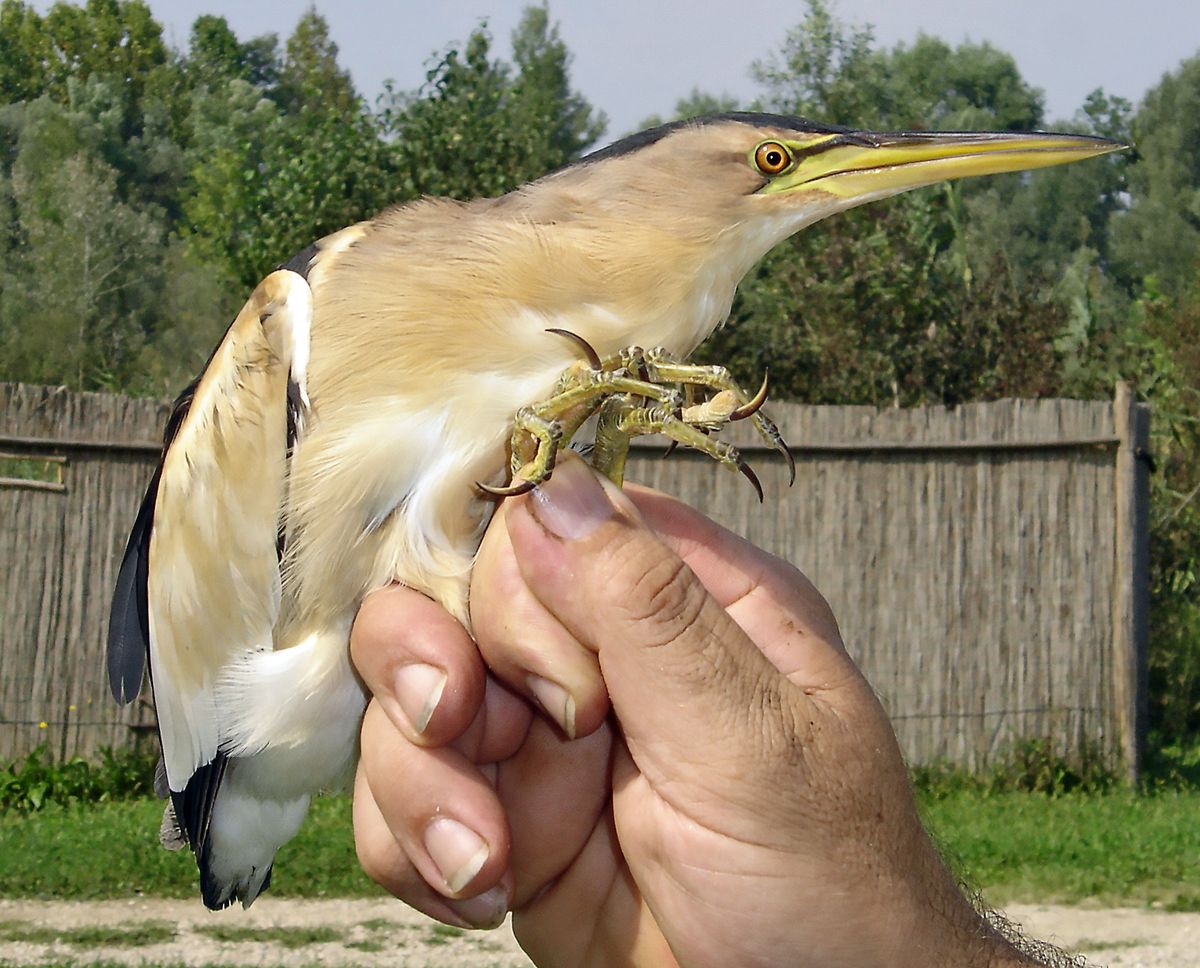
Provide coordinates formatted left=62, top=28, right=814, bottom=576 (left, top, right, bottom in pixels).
left=766, top=150, right=783, bottom=168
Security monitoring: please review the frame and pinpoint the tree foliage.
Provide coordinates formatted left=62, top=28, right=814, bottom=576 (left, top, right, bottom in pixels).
left=1110, top=56, right=1200, bottom=300
left=383, top=5, right=604, bottom=199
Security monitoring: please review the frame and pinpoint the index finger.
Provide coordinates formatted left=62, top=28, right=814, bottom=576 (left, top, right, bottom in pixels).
left=350, top=583, right=486, bottom=747
left=621, top=484, right=852, bottom=690
left=626, top=484, right=844, bottom=648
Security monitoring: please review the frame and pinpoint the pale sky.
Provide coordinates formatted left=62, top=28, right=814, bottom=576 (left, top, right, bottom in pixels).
left=53, top=0, right=1200, bottom=138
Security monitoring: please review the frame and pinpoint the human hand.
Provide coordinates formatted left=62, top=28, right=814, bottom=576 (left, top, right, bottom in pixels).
left=352, top=455, right=1040, bottom=966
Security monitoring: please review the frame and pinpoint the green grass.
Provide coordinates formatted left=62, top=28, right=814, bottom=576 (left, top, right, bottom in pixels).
left=0, top=920, right=176, bottom=946
left=918, top=787, right=1200, bottom=906
left=0, top=456, right=62, bottom=485
left=0, top=795, right=381, bottom=899
left=0, top=747, right=158, bottom=812
left=0, top=915, right=488, bottom=968
left=0, top=963, right=296, bottom=968
left=1073, top=938, right=1150, bottom=952
left=345, top=938, right=388, bottom=952
left=193, top=924, right=343, bottom=948
left=426, top=923, right=466, bottom=946
left=4, top=786, right=1200, bottom=909
left=0, top=964, right=195, bottom=968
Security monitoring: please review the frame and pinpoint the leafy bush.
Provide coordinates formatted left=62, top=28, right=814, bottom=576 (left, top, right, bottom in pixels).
left=912, top=739, right=1119, bottom=800
left=0, top=746, right=157, bottom=812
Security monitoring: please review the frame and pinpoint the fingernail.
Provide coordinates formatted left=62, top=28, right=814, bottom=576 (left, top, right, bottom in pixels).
left=448, top=885, right=509, bottom=929
left=393, top=663, right=447, bottom=734
left=425, top=818, right=490, bottom=894
left=530, top=457, right=615, bottom=540
left=527, top=675, right=577, bottom=740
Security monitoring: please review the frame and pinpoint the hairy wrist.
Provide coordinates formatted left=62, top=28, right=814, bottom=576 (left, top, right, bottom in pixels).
left=912, top=876, right=1088, bottom=968
left=870, top=832, right=1085, bottom=968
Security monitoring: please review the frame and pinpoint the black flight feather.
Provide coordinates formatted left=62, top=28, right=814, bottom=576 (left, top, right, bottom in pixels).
left=279, top=375, right=305, bottom=560
left=106, top=465, right=159, bottom=704
left=176, top=752, right=233, bottom=909
left=106, top=376, right=202, bottom=704
left=109, top=283, right=305, bottom=909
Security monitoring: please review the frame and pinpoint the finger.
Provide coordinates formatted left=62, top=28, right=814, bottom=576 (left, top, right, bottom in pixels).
left=623, top=486, right=855, bottom=693
left=351, top=583, right=485, bottom=746
left=512, top=801, right=674, bottom=968
left=354, top=758, right=511, bottom=929
left=626, top=484, right=842, bottom=648
left=498, top=715, right=613, bottom=907
left=502, top=456, right=787, bottom=765
left=471, top=500, right=609, bottom=741
left=356, top=697, right=519, bottom=924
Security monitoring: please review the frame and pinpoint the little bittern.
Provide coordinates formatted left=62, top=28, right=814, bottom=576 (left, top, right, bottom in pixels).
left=107, top=113, right=1121, bottom=908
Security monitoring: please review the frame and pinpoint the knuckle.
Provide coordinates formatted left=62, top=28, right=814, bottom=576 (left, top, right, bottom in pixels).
left=618, top=547, right=707, bottom=649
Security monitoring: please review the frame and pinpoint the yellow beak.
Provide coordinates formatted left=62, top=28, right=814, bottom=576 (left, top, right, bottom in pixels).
left=762, top=130, right=1126, bottom=200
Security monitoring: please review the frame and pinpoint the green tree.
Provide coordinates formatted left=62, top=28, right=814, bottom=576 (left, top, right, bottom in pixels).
left=181, top=77, right=393, bottom=290
left=1111, top=54, right=1200, bottom=301
left=0, top=0, right=169, bottom=122
left=0, top=93, right=219, bottom=391
left=753, top=1, right=1043, bottom=131
left=963, top=90, right=1133, bottom=283
left=1101, top=58, right=1200, bottom=747
left=507, top=5, right=606, bottom=165
left=751, top=0, right=888, bottom=126
left=275, top=7, right=355, bottom=116
left=1147, top=304, right=1200, bottom=744
left=184, top=15, right=280, bottom=94
left=0, top=0, right=55, bottom=104
left=385, top=7, right=604, bottom=199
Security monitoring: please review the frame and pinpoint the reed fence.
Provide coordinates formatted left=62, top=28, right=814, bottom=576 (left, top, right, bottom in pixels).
left=0, top=382, right=1150, bottom=779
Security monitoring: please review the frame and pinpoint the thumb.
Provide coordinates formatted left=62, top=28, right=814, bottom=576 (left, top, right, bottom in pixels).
left=504, top=455, right=786, bottom=770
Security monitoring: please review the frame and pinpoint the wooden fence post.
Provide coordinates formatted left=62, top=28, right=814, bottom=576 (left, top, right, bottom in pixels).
left=1112, top=381, right=1150, bottom=784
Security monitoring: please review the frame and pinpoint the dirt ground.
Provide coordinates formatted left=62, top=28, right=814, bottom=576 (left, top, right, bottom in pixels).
left=1, top=898, right=1197, bottom=966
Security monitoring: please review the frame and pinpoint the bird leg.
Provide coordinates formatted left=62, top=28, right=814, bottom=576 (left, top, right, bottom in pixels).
left=643, top=351, right=795, bottom=484
left=592, top=393, right=767, bottom=501
left=477, top=334, right=792, bottom=500
left=479, top=366, right=684, bottom=497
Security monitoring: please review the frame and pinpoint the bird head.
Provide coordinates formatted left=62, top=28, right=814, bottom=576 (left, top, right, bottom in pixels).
left=518, top=113, right=1122, bottom=354
left=548, top=112, right=1124, bottom=262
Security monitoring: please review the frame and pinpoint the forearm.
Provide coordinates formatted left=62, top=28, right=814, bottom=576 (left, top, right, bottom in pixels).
left=883, top=833, right=1085, bottom=968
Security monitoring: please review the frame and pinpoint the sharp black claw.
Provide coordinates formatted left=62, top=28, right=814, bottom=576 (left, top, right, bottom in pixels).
left=546, top=328, right=602, bottom=370
left=730, top=370, right=770, bottom=421
left=737, top=459, right=764, bottom=503
left=662, top=440, right=679, bottom=460
left=782, top=440, right=796, bottom=486
left=476, top=478, right=537, bottom=499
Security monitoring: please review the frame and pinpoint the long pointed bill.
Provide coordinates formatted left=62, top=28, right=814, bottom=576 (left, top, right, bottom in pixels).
left=761, top=130, right=1125, bottom=202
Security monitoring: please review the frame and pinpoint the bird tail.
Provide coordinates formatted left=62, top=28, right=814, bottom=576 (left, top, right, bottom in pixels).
left=200, top=757, right=310, bottom=909
left=187, top=624, right=365, bottom=909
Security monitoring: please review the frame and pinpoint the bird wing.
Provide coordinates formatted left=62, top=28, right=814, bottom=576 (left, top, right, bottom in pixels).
left=107, top=268, right=313, bottom=807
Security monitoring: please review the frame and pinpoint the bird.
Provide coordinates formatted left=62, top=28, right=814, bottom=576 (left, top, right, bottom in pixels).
left=106, top=112, right=1121, bottom=909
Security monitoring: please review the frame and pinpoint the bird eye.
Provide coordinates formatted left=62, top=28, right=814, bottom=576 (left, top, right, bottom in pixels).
left=753, top=141, right=793, bottom=176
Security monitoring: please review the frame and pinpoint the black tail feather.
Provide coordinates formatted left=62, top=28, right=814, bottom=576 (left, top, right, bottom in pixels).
left=170, top=753, right=232, bottom=910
